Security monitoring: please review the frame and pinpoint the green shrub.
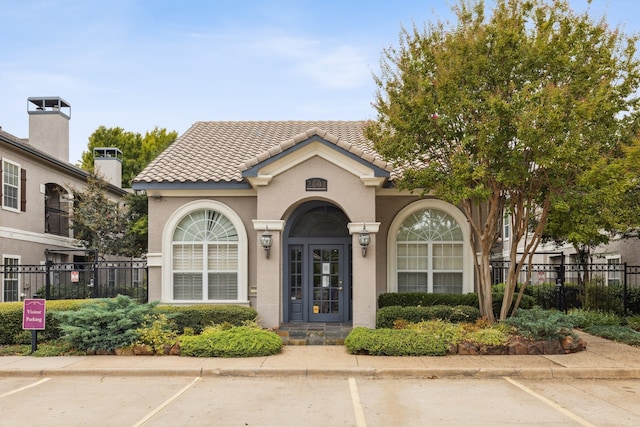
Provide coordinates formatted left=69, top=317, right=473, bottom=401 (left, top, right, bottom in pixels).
left=583, top=324, right=640, bottom=347
left=155, top=304, right=257, bottom=334
left=56, top=295, right=157, bottom=352
left=0, top=300, right=91, bottom=345
left=135, top=313, right=178, bottom=354
left=462, top=325, right=511, bottom=347
left=376, top=305, right=480, bottom=328
left=378, top=292, right=478, bottom=308
left=376, top=292, right=533, bottom=320
left=503, top=307, right=577, bottom=341
left=626, top=315, right=640, bottom=331
left=565, top=309, right=622, bottom=328
left=178, top=322, right=282, bottom=357
left=345, top=326, right=451, bottom=356
left=491, top=292, right=535, bottom=318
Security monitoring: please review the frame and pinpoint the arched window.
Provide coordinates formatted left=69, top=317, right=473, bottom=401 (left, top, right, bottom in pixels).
left=388, top=200, right=473, bottom=294
left=172, top=209, right=240, bottom=300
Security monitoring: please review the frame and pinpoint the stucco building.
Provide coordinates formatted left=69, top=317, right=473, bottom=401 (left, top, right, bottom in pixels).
left=132, top=121, right=475, bottom=328
left=1, top=97, right=127, bottom=302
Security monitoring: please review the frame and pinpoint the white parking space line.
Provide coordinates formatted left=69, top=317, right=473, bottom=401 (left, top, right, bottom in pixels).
left=131, top=376, right=202, bottom=427
left=0, top=378, right=51, bottom=398
left=349, top=377, right=367, bottom=427
left=503, top=377, right=597, bottom=427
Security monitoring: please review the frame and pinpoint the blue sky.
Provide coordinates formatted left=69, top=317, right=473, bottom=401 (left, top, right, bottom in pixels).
left=1, top=0, right=637, bottom=164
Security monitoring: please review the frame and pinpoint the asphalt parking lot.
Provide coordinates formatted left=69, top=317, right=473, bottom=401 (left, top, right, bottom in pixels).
left=2, top=376, right=639, bottom=427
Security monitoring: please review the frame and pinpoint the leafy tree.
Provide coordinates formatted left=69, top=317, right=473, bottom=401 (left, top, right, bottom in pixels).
left=365, top=0, right=640, bottom=321
left=80, top=126, right=177, bottom=187
left=541, top=140, right=640, bottom=287
left=71, top=175, right=145, bottom=258
left=78, top=126, right=175, bottom=256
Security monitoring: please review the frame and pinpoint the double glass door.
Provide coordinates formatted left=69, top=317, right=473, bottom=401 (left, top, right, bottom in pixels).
left=287, top=244, right=350, bottom=322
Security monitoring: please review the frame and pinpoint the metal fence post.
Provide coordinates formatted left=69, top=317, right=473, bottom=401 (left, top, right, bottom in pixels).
left=623, top=262, right=628, bottom=317
left=555, top=258, right=566, bottom=313
left=45, top=260, right=52, bottom=299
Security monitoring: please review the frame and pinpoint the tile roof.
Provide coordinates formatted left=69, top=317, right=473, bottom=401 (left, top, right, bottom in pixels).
left=134, top=121, right=400, bottom=185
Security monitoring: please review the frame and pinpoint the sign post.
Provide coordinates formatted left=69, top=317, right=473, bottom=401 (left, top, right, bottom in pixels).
left=22, top=299, right=46, bottom=353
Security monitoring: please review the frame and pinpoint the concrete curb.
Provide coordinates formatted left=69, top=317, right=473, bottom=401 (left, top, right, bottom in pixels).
left=1, top=367, right=639, bottom=379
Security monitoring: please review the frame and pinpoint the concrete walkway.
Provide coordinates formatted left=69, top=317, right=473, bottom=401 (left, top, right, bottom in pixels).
left=0, top=332, right=638, bottom=379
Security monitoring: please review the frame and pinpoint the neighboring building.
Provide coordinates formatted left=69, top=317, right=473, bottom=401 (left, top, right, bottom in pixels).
left=132, top=121, right=476, bottom=328
left=1, top=97, right=127, bottom=301
left=493, top=214, right=640, bottom=285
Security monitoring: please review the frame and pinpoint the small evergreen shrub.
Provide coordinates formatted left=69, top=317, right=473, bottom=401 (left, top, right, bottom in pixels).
left=565, top=309, right=622, bottom=328
left=155, top=305, right=257, bottom=334
left=376, top=305, right=480, bottom=328
left=346, top=320, right=512, bottom=356
left=135, top=313, right=178, bottom=354
left=56, top=295, right=157, bottom=352
left=178, top=321, right=282, bottom=357
left=583, top=324, right=640, bottom=347
left=345, top=326, right=451, bottom=356
left=503, top=307, right=577, bottom=341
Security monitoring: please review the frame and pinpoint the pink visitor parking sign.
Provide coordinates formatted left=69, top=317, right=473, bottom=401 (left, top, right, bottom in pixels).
left=22, top=299, right=46, bottom=330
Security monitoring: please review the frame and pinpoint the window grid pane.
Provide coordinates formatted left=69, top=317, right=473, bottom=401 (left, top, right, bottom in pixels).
left=396, top=208, right=464, bottom=294
left=3, top=257, right=19, bottom=302
left=172, top=209, right=239, bottom=301
left=208, top=273, right=238, bottom=300
left=3, top=161, right=19, bottom=210
left=173, top=273, right=203, bottom=300
left=433, top=273, right=463, bottom=293
left=398, top=272, right=428, bottom=293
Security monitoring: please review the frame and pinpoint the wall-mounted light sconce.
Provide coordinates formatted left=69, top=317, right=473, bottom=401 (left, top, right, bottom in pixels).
left=358, top=223, right=371, bottom=257
left=260, top=226, right=273, bottom=259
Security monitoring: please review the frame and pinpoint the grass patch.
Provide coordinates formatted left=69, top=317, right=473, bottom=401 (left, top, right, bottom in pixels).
left=0, top=340, right=85, bottom=357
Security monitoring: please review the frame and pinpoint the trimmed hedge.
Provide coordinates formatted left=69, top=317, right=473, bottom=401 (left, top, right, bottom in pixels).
left=378, top=292, right=479, bottom=308
left=154, top=304, right=257, bottom=334
left=376, top=305, right=480, bottom=328
left=377, top=292, right=534, bottom=320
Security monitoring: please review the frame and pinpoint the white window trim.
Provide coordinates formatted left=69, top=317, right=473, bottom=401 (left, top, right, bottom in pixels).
left=503, top=213, right=511, bottom=241
left=161, top=200, right=248, bottom=304
left=606, top=255, right=622, bottom=285
left=2, top=254, right=21, bottom=302
left=2, top=159, right=21, bottom=213
left=387, top=199, right=474, bottom=294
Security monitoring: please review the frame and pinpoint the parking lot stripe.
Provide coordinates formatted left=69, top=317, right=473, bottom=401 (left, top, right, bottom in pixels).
left=0, top=378, right=51, bottom=398
left=503, top=377, right=597, bottom=427
left=131, top=376, right=202, bottom=427
left=349, top=377, right=367, bottom=427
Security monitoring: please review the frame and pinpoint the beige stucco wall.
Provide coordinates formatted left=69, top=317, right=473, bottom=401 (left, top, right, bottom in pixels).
left=254, top=155, right=379, bottom=327
left=146, top=195, right=258, bottom=305
left=0, top=143, right=96, bottom=266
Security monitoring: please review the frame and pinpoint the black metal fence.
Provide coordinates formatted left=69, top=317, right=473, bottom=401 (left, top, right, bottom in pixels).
left=1, top=260, right=148, bottom=303
left=491, top=261, right=640, bottom=316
